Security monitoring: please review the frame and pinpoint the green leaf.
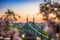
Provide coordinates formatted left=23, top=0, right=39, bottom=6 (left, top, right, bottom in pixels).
left=41, top=30, right=47, bottom=36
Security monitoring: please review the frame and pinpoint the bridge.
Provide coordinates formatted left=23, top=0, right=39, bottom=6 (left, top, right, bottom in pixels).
left=12, top=15, right=50, bottom=40
left=23, top=22, right=49, bottom=40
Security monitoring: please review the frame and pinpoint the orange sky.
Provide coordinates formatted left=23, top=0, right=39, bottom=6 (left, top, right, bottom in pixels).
left=0, top=0, right=60, bottom=23
left=16, top=14, right=44, bottom=22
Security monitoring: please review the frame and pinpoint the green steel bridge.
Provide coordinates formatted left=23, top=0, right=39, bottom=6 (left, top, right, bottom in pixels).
left=13, top=22, right=50, bottom=40
left=23, top=22, right=49, bottom=40
left=12, top=15, right=50, bottom=40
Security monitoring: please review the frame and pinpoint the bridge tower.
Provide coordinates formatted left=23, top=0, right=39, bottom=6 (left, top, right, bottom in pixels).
left=26, top=15, right=28, bottom=23
left=33, top=15, right=35, bottom=23
left=33, top=15, right=35, bottom=26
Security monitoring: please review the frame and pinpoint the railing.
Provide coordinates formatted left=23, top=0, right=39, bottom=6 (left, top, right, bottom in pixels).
left=0, top=36, right=11, bottom=40
left=28, top=23, right=49, bottom=38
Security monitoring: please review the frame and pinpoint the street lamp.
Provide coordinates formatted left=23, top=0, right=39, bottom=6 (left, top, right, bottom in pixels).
left=21, top=34, right=25, bottom=38
left=56, top=33, right=59, bottom=40
left=56, top=33, right=59, bottom=37
left=54, top=8, right=58, bottom=11
left=36, top=36, right=41, bottom=40
left=47, top=4, right=50, bottom=7
left=0, top=36, right=3, bottom=40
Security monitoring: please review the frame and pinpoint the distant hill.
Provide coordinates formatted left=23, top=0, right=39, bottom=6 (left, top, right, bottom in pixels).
left=12, top=22, right=47, bottom=29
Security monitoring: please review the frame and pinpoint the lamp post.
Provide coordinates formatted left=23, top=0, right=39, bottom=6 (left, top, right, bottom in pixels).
left=57, top=23, right=60, bottom=40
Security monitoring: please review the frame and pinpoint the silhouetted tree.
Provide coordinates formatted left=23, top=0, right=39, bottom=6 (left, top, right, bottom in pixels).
left=39, top=1, right=60, bottom=20
left=4, top=9, right=20, bottom=22
left=38, top=1, right=60, bottom=39
left=0, top=9, right=21, bottom=38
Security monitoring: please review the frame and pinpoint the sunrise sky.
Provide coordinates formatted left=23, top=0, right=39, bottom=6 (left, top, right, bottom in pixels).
left=0, top=0, right=60, bottom=22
